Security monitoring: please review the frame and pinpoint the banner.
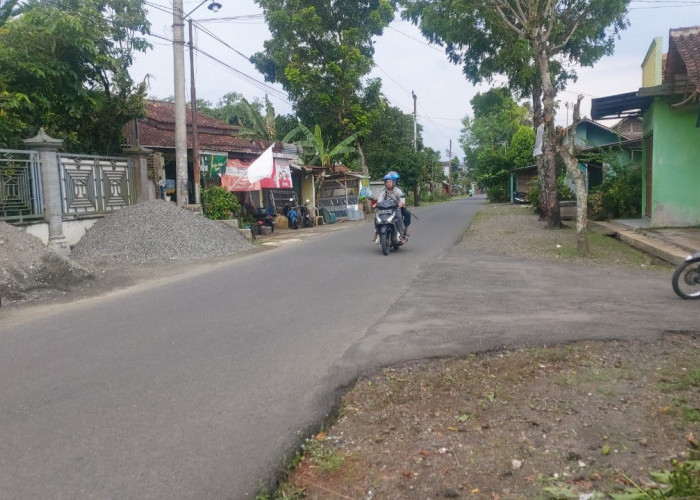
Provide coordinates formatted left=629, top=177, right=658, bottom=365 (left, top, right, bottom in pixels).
left=260, top=159, right=293, bottom=189
left=200, top=152, right=228, bottom=177
left=219, top=157, right=294, bottom=192
left=221, top=159, right=261, bottom=192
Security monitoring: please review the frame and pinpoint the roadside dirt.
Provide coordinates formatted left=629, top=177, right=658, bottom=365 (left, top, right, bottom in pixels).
left=275, top=205, right=700, bottom=499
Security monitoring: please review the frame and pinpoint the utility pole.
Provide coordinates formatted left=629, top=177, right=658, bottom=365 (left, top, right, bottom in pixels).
left=189, top=19, right=201, bottom=205
left=412, top=91, right=417, bottom=151
left=172, top=0, right=221, bottom=208
left=173, top=0, right=188, bottom=207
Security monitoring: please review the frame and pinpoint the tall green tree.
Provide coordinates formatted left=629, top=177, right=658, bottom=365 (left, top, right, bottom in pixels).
left=460, top=87, right=529, bottom=202
left=251, top=0, right=394, bottom=176
left=0, top=0, right=150, bottom=153
left=362, top=102, right=422, bottom=180
left=401, top=0, right=631, bottom=227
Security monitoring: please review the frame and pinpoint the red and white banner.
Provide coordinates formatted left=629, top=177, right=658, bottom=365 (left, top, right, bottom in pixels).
left=220, top=158, right=294, bottom=192
left=221, top=159, right=261, bottom=192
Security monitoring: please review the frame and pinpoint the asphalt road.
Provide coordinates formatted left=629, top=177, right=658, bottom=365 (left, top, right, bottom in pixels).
left=0, top=198, right=482, bottom=499
left=2, top=197, right=697, bottom=499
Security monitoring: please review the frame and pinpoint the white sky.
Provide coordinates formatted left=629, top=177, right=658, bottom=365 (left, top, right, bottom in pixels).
left=130, top=0, right=700, bottom=161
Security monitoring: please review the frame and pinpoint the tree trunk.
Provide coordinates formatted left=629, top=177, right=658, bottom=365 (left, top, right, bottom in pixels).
left=536, top=41, right=561, bottom=228
left=531, top=79, right=548, bottom=221
left=559, top=95, right=590, bottom=256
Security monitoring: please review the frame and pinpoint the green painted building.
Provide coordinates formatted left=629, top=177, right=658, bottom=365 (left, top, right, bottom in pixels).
left=592, top=27, right=700, bottom=227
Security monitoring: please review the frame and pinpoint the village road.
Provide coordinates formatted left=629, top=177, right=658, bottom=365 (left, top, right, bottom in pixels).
left=0, top=198, right=481, bottom=499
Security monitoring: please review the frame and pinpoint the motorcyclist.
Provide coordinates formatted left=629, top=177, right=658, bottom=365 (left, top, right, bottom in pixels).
left=373, top=171, right=407, bottom=244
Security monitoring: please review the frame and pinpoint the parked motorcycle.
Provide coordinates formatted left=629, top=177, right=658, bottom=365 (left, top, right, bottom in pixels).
left=255, top=206, right=275, bottom=235
left=283, top=198, right=301, bottom=230
left=513, top=191, right=529, bottom=204
left=672, top=252, right=700, bottom=299
left=374, top=198, right=404, bottom=255
left=300, top=199, right=313, bottom=228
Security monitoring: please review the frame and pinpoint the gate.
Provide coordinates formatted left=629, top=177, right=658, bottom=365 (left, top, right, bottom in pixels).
left=58, top=154, right=135, bottom=216
left=0, top=149, right=43, bottom=222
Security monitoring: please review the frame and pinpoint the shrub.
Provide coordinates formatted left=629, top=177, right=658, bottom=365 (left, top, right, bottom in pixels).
left=201, top=185, right=241, bottom=220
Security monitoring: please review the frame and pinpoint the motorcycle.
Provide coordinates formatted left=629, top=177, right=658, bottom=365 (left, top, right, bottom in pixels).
left=283, top=198, right=301, bottom=230
left=254, top=206, right=275, bottom=235
left=374, top=198, right=405, bottom=255
left=300, top=199, right=314, bottom=228
left=513, top=191, right=529, bottom=204
left=672, top=251, right=700, bottom=299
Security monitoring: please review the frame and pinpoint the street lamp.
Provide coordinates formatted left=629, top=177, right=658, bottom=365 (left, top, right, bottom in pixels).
left=172, top=0, right=221, bottom=207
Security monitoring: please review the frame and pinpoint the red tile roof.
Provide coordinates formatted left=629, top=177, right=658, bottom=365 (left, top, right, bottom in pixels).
left=665, top=26, right=700, bottom=92
left=123, top=100, right=269, bottom=155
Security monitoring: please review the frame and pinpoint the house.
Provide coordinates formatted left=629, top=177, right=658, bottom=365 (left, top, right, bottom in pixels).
left=591, top=26, right=700, bottom=227
left=512, top=117, right=641, bottom=200
left=122, top=100, right=311, bottom=217
left=562, top=117, right=642, bottom=191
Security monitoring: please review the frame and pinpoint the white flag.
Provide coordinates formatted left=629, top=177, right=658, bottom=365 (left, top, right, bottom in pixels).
left=246, top=145, right=275, bottom=183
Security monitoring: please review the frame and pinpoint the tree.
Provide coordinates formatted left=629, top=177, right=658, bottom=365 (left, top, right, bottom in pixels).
left=460, top=88, right=530, bottom=202
left=559, top=95, right=589, bottom=255
left=283, top=123, right=357, bottom=170
left=362, top=102, right=423, bottom=180
left=508, top=125, right=535, bottom=168
left=251, top=0, right=394, bottom=176
left=401, top=0, right=631, bottom=227
left=202, top=93, right=277, bottom=141
left=0, top=0, right=150, bottom=153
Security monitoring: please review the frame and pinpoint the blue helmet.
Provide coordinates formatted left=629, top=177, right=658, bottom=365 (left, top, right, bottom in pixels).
left=383, top=171, right=399, bottom=182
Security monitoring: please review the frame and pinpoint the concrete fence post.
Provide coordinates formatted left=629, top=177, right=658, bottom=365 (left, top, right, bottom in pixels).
left=23, top=128, right=69, bottom=256
left=123, top=145, right=153, bottom=203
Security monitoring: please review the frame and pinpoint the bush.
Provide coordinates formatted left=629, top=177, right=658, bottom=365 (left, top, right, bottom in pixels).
left=587, top=162, right=642, bottom=221
left=201, top=185, right=241, bottom=220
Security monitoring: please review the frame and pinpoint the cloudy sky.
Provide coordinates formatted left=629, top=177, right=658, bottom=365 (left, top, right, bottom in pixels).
left=130, top=0, right=700, bottom=161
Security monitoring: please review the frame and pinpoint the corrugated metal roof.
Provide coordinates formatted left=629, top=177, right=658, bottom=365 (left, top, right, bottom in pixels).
left=590, top=92, right=652, bottom=120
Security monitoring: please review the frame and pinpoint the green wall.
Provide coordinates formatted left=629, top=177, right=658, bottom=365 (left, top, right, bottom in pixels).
left=644, top=99, right=700, bottom=227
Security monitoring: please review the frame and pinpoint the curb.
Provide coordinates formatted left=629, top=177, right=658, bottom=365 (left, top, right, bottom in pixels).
left=589, top=221, right=689, bottom=266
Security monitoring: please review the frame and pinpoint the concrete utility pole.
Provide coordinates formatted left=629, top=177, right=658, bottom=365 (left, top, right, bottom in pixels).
left=173, top=0, right=221, bottom=207
left=173, top=0, right=188, bottom=207
left=412, top=91, right=417, bottom=151
left=189, top=19, right=201, bottom=205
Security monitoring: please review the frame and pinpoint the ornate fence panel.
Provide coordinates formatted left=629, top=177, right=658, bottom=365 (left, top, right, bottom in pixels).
left=0, top=149, right=43, bottom=223
left=58, top=154, right=134, bottom=216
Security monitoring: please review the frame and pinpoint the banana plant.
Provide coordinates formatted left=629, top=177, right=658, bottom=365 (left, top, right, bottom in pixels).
left=282, top=123, right=357, bottom=172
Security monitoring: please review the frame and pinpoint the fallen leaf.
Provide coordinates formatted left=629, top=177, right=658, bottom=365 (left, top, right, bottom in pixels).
left=688, top=432, right=698, bottom=448
left=315, top=432, right=326, bottom=442
left=419, top=450, right=431, bottom=457
left=401, top=470, right=412, bottom=478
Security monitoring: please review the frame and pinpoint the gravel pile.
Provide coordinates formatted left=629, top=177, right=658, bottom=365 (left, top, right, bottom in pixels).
left=72, top=200, right=253, bottom=266
left=0, top=221, right=93, bottom=302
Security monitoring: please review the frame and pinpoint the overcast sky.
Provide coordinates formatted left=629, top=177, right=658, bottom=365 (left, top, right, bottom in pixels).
left=130, top=0, right=700, bottom=162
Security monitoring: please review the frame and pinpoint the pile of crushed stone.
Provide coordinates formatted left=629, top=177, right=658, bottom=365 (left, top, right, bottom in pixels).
left=71, top=200, right=253, bottom=266
left=0, top=221, right=93, bottom=302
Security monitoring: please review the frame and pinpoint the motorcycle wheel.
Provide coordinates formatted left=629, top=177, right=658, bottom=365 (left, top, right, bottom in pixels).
left=379, top=232, right=389, bottom=256
left=672, top=257, right=700, bottom=299
left=291, top=220, right=299, bottom=230
left=303, top=218, right=312, bottom=228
